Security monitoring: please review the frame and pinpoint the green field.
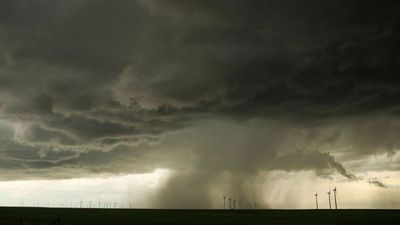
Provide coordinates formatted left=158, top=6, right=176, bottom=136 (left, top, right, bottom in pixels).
left=0, top=207, right=398, bottom=225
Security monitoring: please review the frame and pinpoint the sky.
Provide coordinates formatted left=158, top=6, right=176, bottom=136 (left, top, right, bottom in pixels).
left=0, top=0, right=400, bottom=209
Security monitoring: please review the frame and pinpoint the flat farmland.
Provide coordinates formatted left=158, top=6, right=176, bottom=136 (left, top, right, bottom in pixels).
left=0, top=207, right=398, bottom=225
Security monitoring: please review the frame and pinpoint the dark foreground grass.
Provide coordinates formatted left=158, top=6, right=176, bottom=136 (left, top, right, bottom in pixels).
left=0, top=207, right=398, bottom=225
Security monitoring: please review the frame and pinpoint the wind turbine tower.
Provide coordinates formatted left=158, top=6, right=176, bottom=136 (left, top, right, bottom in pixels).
left=223, top=195, right=226, bottom=209
left=327, top=189, right=331, bottom=210
left=333, top=187, right=338, bottom=209
left=315, top=193, right=318, bottom=210
left=229, top=198, right=232, bottom=209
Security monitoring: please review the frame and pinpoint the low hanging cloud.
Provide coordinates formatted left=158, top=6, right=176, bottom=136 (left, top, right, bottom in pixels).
left=368, top=178, right=388, bottom=188
left=270, top=151, right=357, bottom=180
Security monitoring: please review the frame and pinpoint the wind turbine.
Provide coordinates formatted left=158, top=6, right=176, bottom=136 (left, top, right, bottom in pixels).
left=233, top=199, right=236, bottom=209
left=229, top=198, right=232, bottom=209
left=327, top=189, right=331, bottom=210
left=333, top=187, right=338, bottom=209
left=315, top=193, right=318, bottom=210
left=223, top=195, right=226, bottom=209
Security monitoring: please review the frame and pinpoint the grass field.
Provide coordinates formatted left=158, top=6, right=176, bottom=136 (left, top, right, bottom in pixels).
left=0, top=207, right=398, bottom=225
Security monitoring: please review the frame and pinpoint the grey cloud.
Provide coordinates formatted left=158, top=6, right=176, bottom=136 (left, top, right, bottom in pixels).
left=1, top=0, right=399, bottom=121
left=22, top=124, right=77, bottom=145
left=0, top=139, right=78, bottom=166
left=51, top=144, right=158, bottom=173
left=0, top=120, right=13, bottom=140
left=0, top=119, right=360, bottom=181
left=2, top=0, right=398, bottom=119
left=0, top=139, right=164, bottom=180
left=270, top=150, right=356, bottom=180
left=46, top=114, right=139, bottom=140
left=1, top=0, right=139, bottom=73
left=118, top=0, right=400, bottom=119
left=368, top=178, right=388, bottom=188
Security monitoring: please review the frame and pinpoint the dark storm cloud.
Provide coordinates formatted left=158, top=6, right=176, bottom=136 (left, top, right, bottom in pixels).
left=0, top=0, right=399, bottom=207
left=0, top=0, right=139, bottom=73
left=127, top=0, right=400, bottom=119
left=1, top=0, right=399, bottom=118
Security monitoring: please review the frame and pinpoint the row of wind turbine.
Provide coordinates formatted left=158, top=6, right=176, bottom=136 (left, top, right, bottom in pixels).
left=315, top=187, right=338, bottom=210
